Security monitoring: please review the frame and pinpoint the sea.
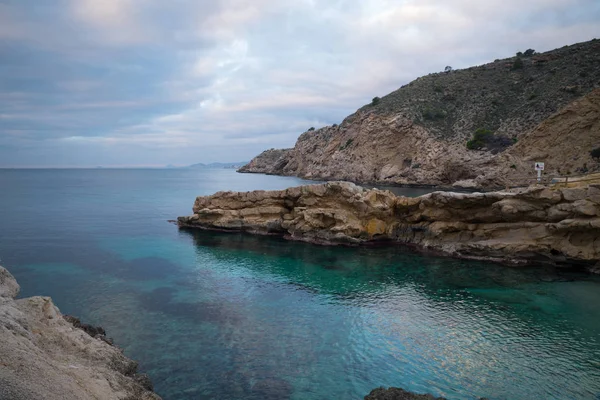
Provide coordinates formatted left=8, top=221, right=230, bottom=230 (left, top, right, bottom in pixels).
left=0, top=168, right=599, bottom=400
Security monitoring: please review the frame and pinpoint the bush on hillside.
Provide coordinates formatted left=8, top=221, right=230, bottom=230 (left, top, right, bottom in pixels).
left=591, top=147, right=600, bottom=159
left=422, top=107, right=446, bottom=121
left=524, top=49, right=536, bottom=57
left=371, top=97, right=381, bottom=106
left=308, top=127, right=315, bottom=131
left=466, top=128, right=493, bottom=150
left=512, top=58, right=524, bottom=70
left=466, top=128, right=513, bottom=153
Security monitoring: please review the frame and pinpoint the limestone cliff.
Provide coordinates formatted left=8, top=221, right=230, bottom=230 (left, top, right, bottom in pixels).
left=178, top=181, right=600, bottom=269
left=0, top=266, right=160, bottom=400
left=239, top=40, right=600, bottom=188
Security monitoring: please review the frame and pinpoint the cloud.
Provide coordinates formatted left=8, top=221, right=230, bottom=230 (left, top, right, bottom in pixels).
left=0, top=0, right=599, bottom=166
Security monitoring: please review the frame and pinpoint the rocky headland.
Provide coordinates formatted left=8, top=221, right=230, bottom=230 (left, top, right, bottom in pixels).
left=239, top=40, right=600, bottom=189
left=0, top=266, right=160, bottom=400
left=178, top=181, right=600, bottom=270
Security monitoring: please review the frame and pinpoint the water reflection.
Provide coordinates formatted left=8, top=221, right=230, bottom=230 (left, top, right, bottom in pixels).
left=178, top=228, right=600, bottom=399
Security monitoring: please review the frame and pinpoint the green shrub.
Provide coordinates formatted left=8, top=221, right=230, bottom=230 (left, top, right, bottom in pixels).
left=466, top=128, right=513, bottom=153
left=422, top=107, right=446, bottom=121
left=308, top=127, right=315, bottom=131
left=523, top=49, right=536, bottom=57
left=510, top=164, right=517, bottom=169
left=591, top=147, right=600, bottom=159
left=516, top=51, right=523, bottom=57
left=466, top=128, right=493, bottom=150
left=371, top=97, right=381, bottom=106
left=512, top=58, right=524, bottom=70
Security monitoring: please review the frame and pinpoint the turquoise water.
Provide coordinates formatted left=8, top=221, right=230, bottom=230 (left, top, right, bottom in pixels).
left=1, top=169, right=599, bottom=400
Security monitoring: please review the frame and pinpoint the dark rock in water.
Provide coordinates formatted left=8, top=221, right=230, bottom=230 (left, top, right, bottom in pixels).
left=364, top=387, right=445, bottom=400
left=365, top=387, right=490, bottom=400
left=63, top=315, right=106, bottom=338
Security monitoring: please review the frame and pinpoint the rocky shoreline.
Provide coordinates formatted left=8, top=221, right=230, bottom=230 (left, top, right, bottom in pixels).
left=178, top=181, right=600, bottom=271
left=0, top=266, right=160, bottom=400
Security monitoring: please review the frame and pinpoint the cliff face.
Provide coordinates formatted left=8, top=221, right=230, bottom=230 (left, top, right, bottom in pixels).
left=178, top=181, right=600, bottom=269
left=240, top=40, right=600, bottom=188
left=0, top=267, right=160, bottom=400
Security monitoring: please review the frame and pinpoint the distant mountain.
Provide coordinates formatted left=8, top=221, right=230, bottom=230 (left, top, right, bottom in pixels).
left=189, top=162, right=249, bottom=169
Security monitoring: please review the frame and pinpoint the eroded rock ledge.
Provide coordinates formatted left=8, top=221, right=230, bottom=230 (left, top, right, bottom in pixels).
left=178, top=181, right=600, bottom=268
left=0, top=266, right=161, bottom=400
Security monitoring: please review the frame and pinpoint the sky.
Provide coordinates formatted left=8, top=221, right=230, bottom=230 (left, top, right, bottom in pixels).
left=1, top=0, right=599, bottom=167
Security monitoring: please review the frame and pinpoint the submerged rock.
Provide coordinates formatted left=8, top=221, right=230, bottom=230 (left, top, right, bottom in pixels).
left=364, top=387, right=489, bottom=400
left=178, top=181, right=600, bottom=269
left=0, top=265, right=161, bottom=400
left=364, top=387, right=445, bottom=400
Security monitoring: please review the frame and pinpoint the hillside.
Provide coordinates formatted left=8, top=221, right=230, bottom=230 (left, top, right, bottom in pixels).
left=239, top=39, right=600, bottom=188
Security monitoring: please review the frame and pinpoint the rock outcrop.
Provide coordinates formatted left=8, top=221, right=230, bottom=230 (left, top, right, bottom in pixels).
left=0, top=266, right=160, bottom=400
left=238, top=148, right=292, bottom=174
left=239, top=40, right=600, bottom=188
left=178, top=181, right=600, bottom=268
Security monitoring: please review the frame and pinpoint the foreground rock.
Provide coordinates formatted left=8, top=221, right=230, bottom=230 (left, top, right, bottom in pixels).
left=178, top=181, right=600, bottom=268
left=0, top=266, right=160, bottom=400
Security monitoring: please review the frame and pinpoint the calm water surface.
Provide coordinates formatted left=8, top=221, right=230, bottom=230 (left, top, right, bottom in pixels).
left=1, top=169, right=599, bottom=400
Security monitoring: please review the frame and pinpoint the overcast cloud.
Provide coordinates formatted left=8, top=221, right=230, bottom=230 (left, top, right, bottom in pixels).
left=1, top=0, right=599, bottom=167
